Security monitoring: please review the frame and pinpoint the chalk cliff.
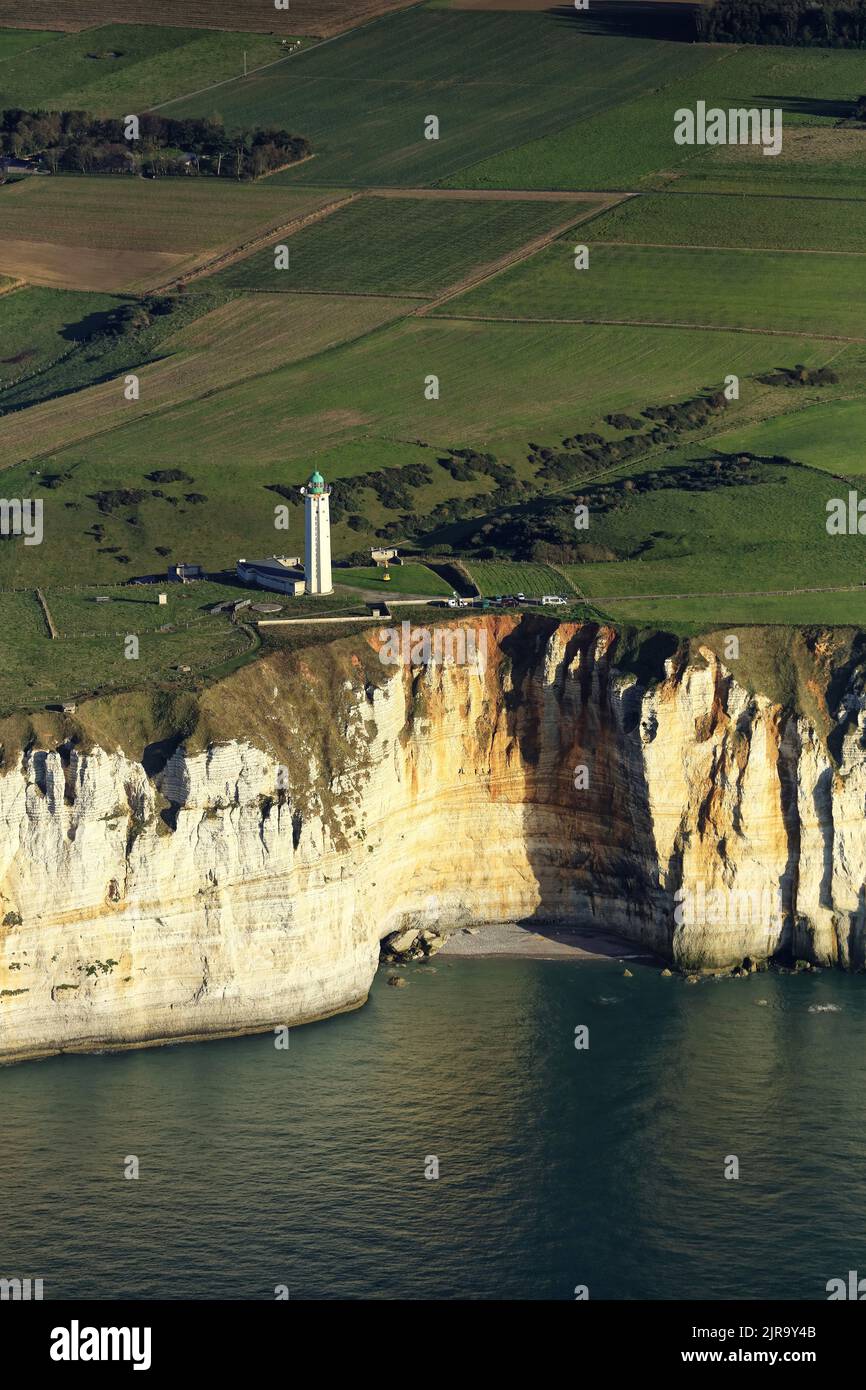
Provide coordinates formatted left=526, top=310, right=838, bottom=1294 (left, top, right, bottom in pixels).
left=1, top=616, right=865, bottom=1062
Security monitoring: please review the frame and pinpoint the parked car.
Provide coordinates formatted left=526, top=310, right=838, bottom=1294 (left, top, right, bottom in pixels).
left=541, top=595, right=567, bottom=606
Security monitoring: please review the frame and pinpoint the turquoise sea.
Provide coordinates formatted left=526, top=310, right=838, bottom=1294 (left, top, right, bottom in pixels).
left=2, top=957, right=865, bottom=1300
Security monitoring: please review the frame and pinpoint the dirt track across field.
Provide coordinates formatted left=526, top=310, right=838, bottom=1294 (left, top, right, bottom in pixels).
left=434, top=312, right=866, bottom=345
left=149, top=191, right=360, bottom=294
left=415, top=192, right=629, bottom=316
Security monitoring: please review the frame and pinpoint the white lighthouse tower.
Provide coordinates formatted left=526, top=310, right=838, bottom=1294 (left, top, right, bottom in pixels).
left=300, top=468, right=333, bottom=595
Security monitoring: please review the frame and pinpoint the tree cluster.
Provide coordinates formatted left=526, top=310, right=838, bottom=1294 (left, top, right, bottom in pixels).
left=0, top=109, right=311, bottom=179
left=700, top=1, right=866, bottom=47
left=530, top=392, right=729, bottom=485
left=467, top=453, right=776, bottom=565
left=756, top=364, right=840, bottom=387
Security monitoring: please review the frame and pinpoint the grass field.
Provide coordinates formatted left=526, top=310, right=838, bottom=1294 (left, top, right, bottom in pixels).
left=335, top=564, right=452, bottom=595
left=0, top=28, right=58, bottom=60
left=0, top=284, right=232, bottom=412
left=667, top=126, right=866, bottom=201
left=601, top=590, right=866, bottom=631
left=47, top=579, right=249, bottom=635
left=707, top=400, right=866, bottom=480
left=0, top=285, right=122, bottom=396
left=213, top=194, right=602, bottom=296
left=559, top=455, right=866, bottom=610
left=0, top=291, right=417, bottom=467
left=0, top=25, right=289, bottom=112
left=9, top=315, right=827, bottom=472
left=167, top=10, right=718, bottom=188
left=589, top=192, right=866, bottom=255
left=669, top=165, right=866, bottom=202
left=439, top=244, right=866, bottom=340
left=0, top=1, right=416, bottom=37
left=464, top=560, right=577, bottom=597
left=0, top=586, right=252, bottom=714
left=0, top=178, right=344, bottom=291
left=445, top=42, right=866, bottom=193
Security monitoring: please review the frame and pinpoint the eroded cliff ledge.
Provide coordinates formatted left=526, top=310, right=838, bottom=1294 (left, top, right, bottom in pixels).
left=1, top=615, right=865, bottom=1063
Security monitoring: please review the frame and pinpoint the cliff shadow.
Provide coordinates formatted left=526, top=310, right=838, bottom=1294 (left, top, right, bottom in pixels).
left=142, top=732, right=187, bottom=779
left=496, top=617, right=673, bottom=959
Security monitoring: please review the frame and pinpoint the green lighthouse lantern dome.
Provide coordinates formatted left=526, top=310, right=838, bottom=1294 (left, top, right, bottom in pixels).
left=308, top=469, right=326, bottom=493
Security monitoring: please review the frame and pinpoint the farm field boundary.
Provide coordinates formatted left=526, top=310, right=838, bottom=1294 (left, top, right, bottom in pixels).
left=433, top=313, right=866, bottom=345
left=415, top=194, right=628, bottom=315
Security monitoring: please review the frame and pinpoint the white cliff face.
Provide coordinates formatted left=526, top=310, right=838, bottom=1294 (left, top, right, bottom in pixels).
left=1, top=618, right=864, bottom=1062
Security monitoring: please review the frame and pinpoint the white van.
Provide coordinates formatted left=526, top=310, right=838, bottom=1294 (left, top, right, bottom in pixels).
left=541, top=595, right=567, bottom=606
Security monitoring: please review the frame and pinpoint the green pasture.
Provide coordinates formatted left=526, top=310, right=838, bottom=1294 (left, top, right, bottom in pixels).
left=602, top=589, right=866, bottom=631
left=0, top=588, right=250, bottom=714
left=561, top=456, right=866, bottom=605
left=439, top=243, right=866, bottom=340
left=0, top=29, right=58, bottom=64
left=0, top=286, right=122, bottom=399
left=589, top=192, right=866, bottom=255
left=167, top=10, right=718, bottom=187
left=708, top=399, right=866, bottom=479
left=445, top=42, right=866, bottom=192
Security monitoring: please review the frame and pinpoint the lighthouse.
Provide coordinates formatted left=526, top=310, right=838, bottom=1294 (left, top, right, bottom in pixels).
left=300, top=468, right=333, bottom=595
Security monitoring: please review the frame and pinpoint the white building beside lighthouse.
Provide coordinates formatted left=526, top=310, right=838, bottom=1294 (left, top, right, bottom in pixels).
left=300, top=468, right=333, bottom=595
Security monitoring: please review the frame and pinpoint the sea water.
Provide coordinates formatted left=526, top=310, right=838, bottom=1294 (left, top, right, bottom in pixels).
left=1, top=958, right=864, bottom=1300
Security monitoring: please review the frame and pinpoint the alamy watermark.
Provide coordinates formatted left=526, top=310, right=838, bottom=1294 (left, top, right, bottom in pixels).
left=826, top=491, right=866, bottom=534
left=674, top=101, right=783, bottom=158
left=828, top=1270, right=866, bottom=1299
left=378, top=620, right=487, bottom=673
left=0, top=1275, right=43, bottom=1300
left=0, top=498, right=42, bottom=546
left=674, top=881, right=784, bottom=929
left=50, top=1322, right=151, bottom=1371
